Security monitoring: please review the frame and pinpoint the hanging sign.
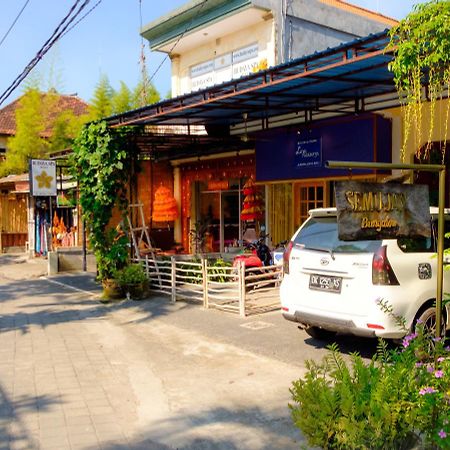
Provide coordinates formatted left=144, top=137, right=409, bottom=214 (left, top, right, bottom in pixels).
left=30, top=159, right=57, bottom=197
left=335, top=181, right=430, bottom=241
left=295, top=137, right=322, bottom=169
left=207, top=180, right=229, bottom=191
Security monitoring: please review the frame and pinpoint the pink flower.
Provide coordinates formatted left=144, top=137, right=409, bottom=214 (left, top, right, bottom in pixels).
left=419, top=387, right=437, bottom=395
left=437, top=357, right=445, bottom=363
left=438, top=430, right=447, bottom=439
left=435, top=370, right=444, bottom=378
left=427, top=365, right=435, bottom=373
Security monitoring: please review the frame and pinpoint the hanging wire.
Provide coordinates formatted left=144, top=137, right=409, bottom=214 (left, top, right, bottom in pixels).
left=0, top=0, right=31, bottom=49
left=0, top=0, right=102, bottom=106
left=148, top=0, right=209, bottom=85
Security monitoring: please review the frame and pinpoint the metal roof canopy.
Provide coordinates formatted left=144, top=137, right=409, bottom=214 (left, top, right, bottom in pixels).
left=107, top=31, right=399, bottom=158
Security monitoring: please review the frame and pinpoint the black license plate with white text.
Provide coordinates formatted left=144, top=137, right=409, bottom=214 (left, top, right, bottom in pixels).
left=309, top=274, right=342, bottom=293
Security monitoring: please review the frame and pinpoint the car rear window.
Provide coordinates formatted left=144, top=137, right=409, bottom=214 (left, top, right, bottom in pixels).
left=293, top=216, right=381, bottom=253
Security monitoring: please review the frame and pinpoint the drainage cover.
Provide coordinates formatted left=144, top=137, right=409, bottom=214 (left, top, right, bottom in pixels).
left=240, top=321, right=274, bottom=330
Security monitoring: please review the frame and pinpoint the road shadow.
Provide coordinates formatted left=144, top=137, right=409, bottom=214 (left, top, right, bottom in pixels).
left=303, top=333, right=397, bottom=360
left=0, top=382, right=60, bottom=449
left=92, top=405, right=303, bottom=450
left=0, top=275, right=191, bottom=335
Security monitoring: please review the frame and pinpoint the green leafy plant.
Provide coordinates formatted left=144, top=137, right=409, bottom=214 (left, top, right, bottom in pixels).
left=208, top=258, right=232, bottom=283
left=290, top=329, right=450, bottom=449
left=388, top=0, right=450, bottom=161
left=71, top=120, right=137, bottom=280
left=114, top=263, right=147, bottom=286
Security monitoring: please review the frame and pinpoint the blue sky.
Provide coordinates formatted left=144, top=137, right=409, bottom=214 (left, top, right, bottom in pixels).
left=0, top=0, right=424, bottom=106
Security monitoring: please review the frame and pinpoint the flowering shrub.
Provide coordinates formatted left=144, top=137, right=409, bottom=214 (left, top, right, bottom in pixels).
left=403, top=327, right=450, bottom=448
left=290, top=328, right=450, bottom=449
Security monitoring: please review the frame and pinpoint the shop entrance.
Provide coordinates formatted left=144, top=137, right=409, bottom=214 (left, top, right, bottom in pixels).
left=198, top=180, right=241, bottom=253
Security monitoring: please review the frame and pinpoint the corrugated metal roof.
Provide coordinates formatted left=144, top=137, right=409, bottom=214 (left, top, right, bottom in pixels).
left=108, top=30, right=396, bottom=132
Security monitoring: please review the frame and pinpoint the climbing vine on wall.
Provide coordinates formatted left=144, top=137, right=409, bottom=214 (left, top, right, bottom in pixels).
left=388, top=0, right=450, bottom=162
left=71, top=121, right=137, bottom=280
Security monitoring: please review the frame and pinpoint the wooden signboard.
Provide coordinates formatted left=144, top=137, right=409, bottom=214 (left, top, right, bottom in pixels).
left=335, top=181, right=430, bottom=241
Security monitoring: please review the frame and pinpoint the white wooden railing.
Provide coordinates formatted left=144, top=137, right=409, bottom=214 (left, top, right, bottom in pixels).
left=133, top=254, right=282, bottom=316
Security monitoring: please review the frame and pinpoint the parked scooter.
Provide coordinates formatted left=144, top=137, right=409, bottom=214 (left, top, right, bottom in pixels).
left=232, top=234, right=273, bottom=269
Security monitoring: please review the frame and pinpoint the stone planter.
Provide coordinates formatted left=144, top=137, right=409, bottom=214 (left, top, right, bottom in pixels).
left=123, top=281, right=148, bottom=300
left=101, top=278, right=124, bottom=301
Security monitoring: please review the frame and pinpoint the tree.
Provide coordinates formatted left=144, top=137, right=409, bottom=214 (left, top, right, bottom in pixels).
left=0, top=88, right=49, bottom=176
left=0, top=85, right=90, bottom=176
left=132, top=79, right=160, bottom=109
left=89, top=74, right=115, bottom=120
left=111, top=81, right=133, bottom=114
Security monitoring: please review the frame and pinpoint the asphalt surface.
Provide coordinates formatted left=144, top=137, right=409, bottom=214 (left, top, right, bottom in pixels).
left=0, top=253, right=380, bottom=449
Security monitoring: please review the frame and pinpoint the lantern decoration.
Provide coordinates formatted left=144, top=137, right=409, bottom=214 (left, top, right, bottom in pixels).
left=152, top=185, right=179, bottom=223
left=240, top=177, right=264, bottom=221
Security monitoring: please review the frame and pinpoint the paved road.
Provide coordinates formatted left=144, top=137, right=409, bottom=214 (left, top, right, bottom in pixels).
left=0, top=254, right=379, bottom=450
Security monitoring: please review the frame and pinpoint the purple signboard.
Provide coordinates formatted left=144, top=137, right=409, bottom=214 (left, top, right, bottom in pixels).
left=255, top=114, right=391, bottom=182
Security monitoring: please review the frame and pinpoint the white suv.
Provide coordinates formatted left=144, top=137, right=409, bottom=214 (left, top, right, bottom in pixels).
left=280, top=207, right=450, bottom=340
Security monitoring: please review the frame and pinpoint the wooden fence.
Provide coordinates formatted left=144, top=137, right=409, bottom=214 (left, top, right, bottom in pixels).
left=133, top=254, right=282, bottom=316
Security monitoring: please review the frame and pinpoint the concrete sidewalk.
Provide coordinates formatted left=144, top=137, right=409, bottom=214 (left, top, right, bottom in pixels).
left=0, top=255, right=310, bottom=449
left=0, top=253, right=48, bottom=281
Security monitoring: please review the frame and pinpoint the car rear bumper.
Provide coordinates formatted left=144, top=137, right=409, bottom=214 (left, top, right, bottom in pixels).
left=282, top=311, right=378, bottom=337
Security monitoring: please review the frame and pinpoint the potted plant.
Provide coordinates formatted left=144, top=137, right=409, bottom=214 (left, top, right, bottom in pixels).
left=114, top=263, right=148, bottom=300
left=97, top=228, right=129, bottom=300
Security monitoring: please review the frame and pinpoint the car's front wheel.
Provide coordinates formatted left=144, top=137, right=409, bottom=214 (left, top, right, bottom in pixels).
left=304, top=326, right=337, bottom=341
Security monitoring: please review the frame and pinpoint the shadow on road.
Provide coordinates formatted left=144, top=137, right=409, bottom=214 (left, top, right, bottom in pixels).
left=93, top=405, right=301, bottom=450
left=0, top=382, right=60, bottom=448
left=0, top=274, right=192, bottom=335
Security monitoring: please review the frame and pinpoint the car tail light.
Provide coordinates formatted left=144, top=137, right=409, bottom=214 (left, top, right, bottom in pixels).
left=372, top=245, right=399, bottom=285
left=283, top=241, right=294, bottom=274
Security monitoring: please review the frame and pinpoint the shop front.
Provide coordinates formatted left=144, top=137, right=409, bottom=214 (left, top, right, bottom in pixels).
left=178, top=153, right=259, bottom=253
left=255, top=113, right=393, bottom=244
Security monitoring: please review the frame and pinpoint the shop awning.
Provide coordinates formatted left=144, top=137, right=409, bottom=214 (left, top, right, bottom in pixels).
left=108, top=30, right=396, bottom=131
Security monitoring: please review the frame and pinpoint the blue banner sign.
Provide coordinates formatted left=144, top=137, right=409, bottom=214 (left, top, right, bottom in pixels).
left=295, top=137, right=321, bottom=169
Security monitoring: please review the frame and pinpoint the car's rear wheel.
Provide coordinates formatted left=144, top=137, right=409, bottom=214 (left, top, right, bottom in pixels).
left=413, top=306, right=446, bottom=337
left=304, top=326, right=337, bottom=340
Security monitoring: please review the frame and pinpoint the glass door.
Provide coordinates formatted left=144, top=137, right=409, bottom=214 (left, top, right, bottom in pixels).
left=198, top=180, right=242, bottom=253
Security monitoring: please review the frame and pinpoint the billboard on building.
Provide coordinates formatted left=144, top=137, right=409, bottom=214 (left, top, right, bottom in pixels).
left=30, top=159, right=57, bottom=197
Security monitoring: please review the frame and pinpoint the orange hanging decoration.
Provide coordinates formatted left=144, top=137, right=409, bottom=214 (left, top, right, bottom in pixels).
left=152, top=185, right=179, bottom=223
left=240, top=177, right=264, bottom=221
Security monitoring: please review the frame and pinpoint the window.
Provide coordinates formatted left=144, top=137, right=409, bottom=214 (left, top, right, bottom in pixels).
left=294, top=216, right=381, bottom=253
left=294, top=181, right=327, bottom=229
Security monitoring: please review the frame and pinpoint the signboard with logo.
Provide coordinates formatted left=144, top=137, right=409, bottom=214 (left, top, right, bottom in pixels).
left=335, top=181, right=430, bottom=240
left=295, top=137, right=321, bottom=168
left=190, top=43, right=259, bottom=91
left=29, top=159, right=57, bottom=197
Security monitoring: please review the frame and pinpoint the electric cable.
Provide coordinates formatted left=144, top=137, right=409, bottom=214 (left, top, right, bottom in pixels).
left=0, top=0, right=31, bottom=49
left=60, top=0, right=103, bottom=38
left=0, top=0, right=98, bottom=106
left=148, top=0, right=209, bottom=85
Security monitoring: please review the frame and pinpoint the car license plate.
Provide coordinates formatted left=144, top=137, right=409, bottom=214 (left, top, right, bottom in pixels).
left=309, top=274, right=342, bottom=293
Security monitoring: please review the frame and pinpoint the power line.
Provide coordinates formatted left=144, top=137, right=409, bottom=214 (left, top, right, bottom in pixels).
left=0, top=0, right=32, bottom=49
left=61, top=0, right=103, bottom=38
left=148, top=0, right=209, bottom=86
left=0, top=0, right=102, bottom=107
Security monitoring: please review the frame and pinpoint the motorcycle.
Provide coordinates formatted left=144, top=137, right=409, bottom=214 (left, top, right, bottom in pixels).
left=232, top=234, right=273, bottom=269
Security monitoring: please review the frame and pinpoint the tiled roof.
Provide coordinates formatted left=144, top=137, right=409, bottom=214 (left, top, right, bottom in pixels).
left=0, top=93, right=89, bottom=137
left=0, top=173, right=28, bottom=185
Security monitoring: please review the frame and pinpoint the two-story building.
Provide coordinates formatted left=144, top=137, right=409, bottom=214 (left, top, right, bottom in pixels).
left=119, top=0, right=396, bottom=253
